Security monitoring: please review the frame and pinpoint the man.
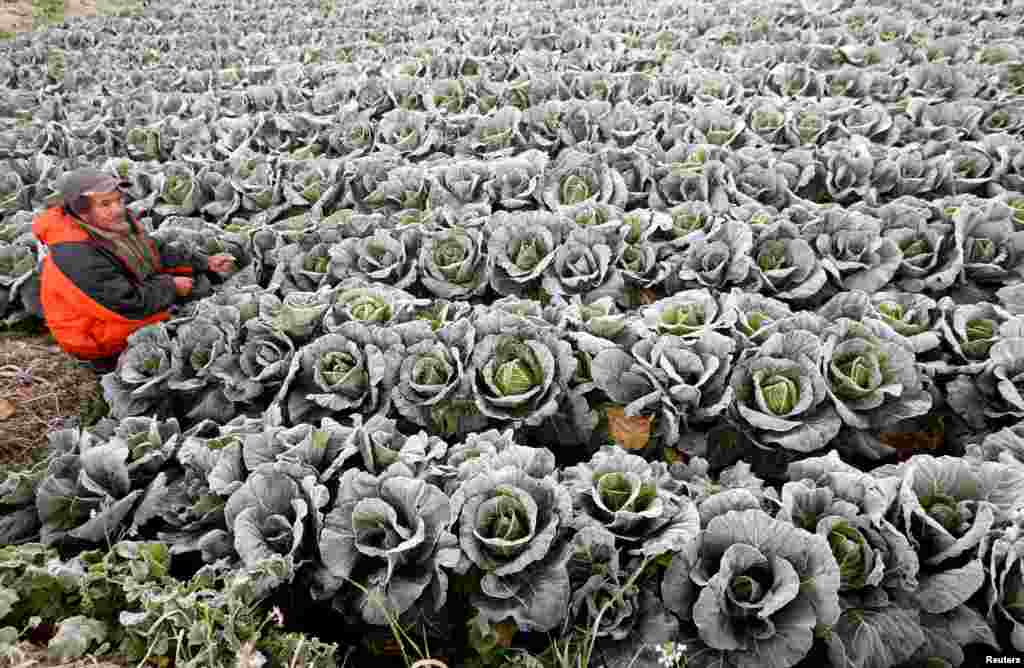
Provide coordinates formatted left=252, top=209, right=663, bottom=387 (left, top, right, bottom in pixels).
left=32, top=167, right=236, bottom=372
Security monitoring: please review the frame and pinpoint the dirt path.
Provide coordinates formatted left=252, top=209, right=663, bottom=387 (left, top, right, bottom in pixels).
left=0, top=1, right=100, bottom=35
left=0, top=331, right=103, bottom=468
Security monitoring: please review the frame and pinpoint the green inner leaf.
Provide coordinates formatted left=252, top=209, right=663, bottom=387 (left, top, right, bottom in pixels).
left=877, top=301, right=904, bottom=322
left=494, top=358, right=537, bottom=396
left=898, top=237, right=931, bottom=258
left=966, top=318, right=995, bottom=342
left=752, top=110, right=783, bottom=131
left=596, top=472, right=634, bottom=512
left=828, top=522, right=868, bottom=590
left=837, top=355, right=874, bottom=389
left=622, top=245, right=645, bottom=272
left=662, top=303, right=705, bottom=333
left=920, top=491, right=963, bottom=535
left=762, top=374, right=799, bottom=415
left=485, top=492, right=530, bottom=543
left=510, top=237, right=542, bottom=271
left=435, top=237, right=468, bottom=271
left=480, top=127, right=511, bottom=147
left=574, top=206, right=610, bottom=227
left=349, top=296, right=390, bottom=322
left=741, top=311, right=769, bottom=337
left=414, top=354, right=451, bottom=386
left=756, top=240, right=787, bottom=271
left=672, top=211, right=705, bottom=236
left=304, top=255, right=329, bottom=274
left=1008, top=199, right=1024, bottom=228
left=730, top=574, right=765, bottom=604
left=560, top=174, right=593, bottom=205
left=190, top=348, right=211, bottom=371
left=320, top=351, right=359, bottom=386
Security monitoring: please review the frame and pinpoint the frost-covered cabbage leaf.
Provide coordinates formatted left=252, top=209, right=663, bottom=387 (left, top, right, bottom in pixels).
left=661, top=509, right=841, bottom=668
left=728, top=330, right=841, bottom=453
left=469, top=309, right=576, bottom=427
left=486, top=211, right=564, bottom=298
left=273, top=322, right=405, bottom=426
left=801, top=208, right=903, bottom=295
left=222, top=462, right=328, bottom=568
left=393, top=318, right=482, bottom=437
left=312, top=436, right=462, bottom=627
left=450, top=461, right=574, bottom=632
left=100, top=324, right=176, bottom=419
left=821, top=318, right=932, bottom=459
left=563, top=446, right=699, bottom=557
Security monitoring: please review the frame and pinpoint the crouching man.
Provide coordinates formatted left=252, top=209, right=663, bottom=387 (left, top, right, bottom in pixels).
left=31, top=167, right=235, bottom=372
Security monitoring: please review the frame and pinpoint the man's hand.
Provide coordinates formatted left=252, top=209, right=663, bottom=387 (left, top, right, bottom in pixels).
left=207, top=254, right=236, bottom=273
left=172, top=276, right=194, bottom=297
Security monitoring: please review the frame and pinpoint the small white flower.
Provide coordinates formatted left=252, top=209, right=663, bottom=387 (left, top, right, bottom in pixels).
left=654, top=641, right=686, bottom=668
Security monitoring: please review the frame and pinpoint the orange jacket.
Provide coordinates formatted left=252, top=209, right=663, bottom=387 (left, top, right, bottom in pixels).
left=32, top=207, right=202, bottom=360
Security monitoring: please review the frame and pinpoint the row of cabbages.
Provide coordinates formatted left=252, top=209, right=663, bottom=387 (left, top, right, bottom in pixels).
left=2, top=406, right=1023, bottom=668
left=3, top=154, right=1023, bottom=322
left=5, top=45, right=1022, bottom=97
left=4, top=95, right=1024, bottom=168
left=0, top=0, right=1020, bottom=90
left=3, top=0, right=1019, bottom=62
left=5, top=134, right=1023, bottom=229
left=95, top=270, right=1024, bottom=465
left=3, top=56, right=1023, bottom=115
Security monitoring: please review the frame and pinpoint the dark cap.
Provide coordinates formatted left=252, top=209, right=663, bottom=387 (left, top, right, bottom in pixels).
left=56, top=168, right=130, bottom=215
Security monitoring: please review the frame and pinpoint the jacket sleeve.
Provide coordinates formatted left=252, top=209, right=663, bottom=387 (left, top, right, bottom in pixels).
left=48, top=242, right=179, bottom=320
left=152, top=236, right=208, bottom=276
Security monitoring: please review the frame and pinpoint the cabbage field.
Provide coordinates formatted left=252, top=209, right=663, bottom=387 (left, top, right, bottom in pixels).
left=2, top=0, right=1024, bottom=665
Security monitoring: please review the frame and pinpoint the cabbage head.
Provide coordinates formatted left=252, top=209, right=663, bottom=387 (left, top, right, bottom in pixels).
left=222, top=462, right=328, bottom=569
left=801, top=208, right=902, bottom=294
left=274, top=322, right=405, bottom=425
left=821, top=318, right=932, bottom=438
left=450, top=462, right=574, bottom=632
left=470, top=310, right=576, bottom=427
left=728, top=330, right=842, bottom=453
left=661, top=509, right=841, bottom=668
left=316, top=466, right=459, bottom=625
left=563, top=446, right=700, bottom=557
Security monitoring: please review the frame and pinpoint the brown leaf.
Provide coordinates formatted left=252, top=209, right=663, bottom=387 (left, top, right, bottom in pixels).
left=638, top=288, right=658, bottom=305
left=880, top=431, right=943, bottom=453
left=494, top=620, right=517, bottom=649
left=381, top=638, right=403, bottom=656
left=0, top=399, right=14, bottom=421
left=607, top=406, right=651, bottom=451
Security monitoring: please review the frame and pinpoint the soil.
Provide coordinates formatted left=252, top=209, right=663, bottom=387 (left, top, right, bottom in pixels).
left=0, top=1, right=100, bottom=34
left=0, top=329, right=103, bottom=469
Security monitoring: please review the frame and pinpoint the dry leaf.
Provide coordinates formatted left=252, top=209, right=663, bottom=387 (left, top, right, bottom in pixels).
left=880, top=431, right=943, bottom=452
left=494, top=620, right=517, bottom=649
left=0, top=399, right=15, bottom=421
left=607, top=406, right=651, bottom=451
left=638, top=288, right=658, bottom=305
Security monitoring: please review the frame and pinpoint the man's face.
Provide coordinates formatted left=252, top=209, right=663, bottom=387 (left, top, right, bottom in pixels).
left=82, top=191, right=129, bottom=233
